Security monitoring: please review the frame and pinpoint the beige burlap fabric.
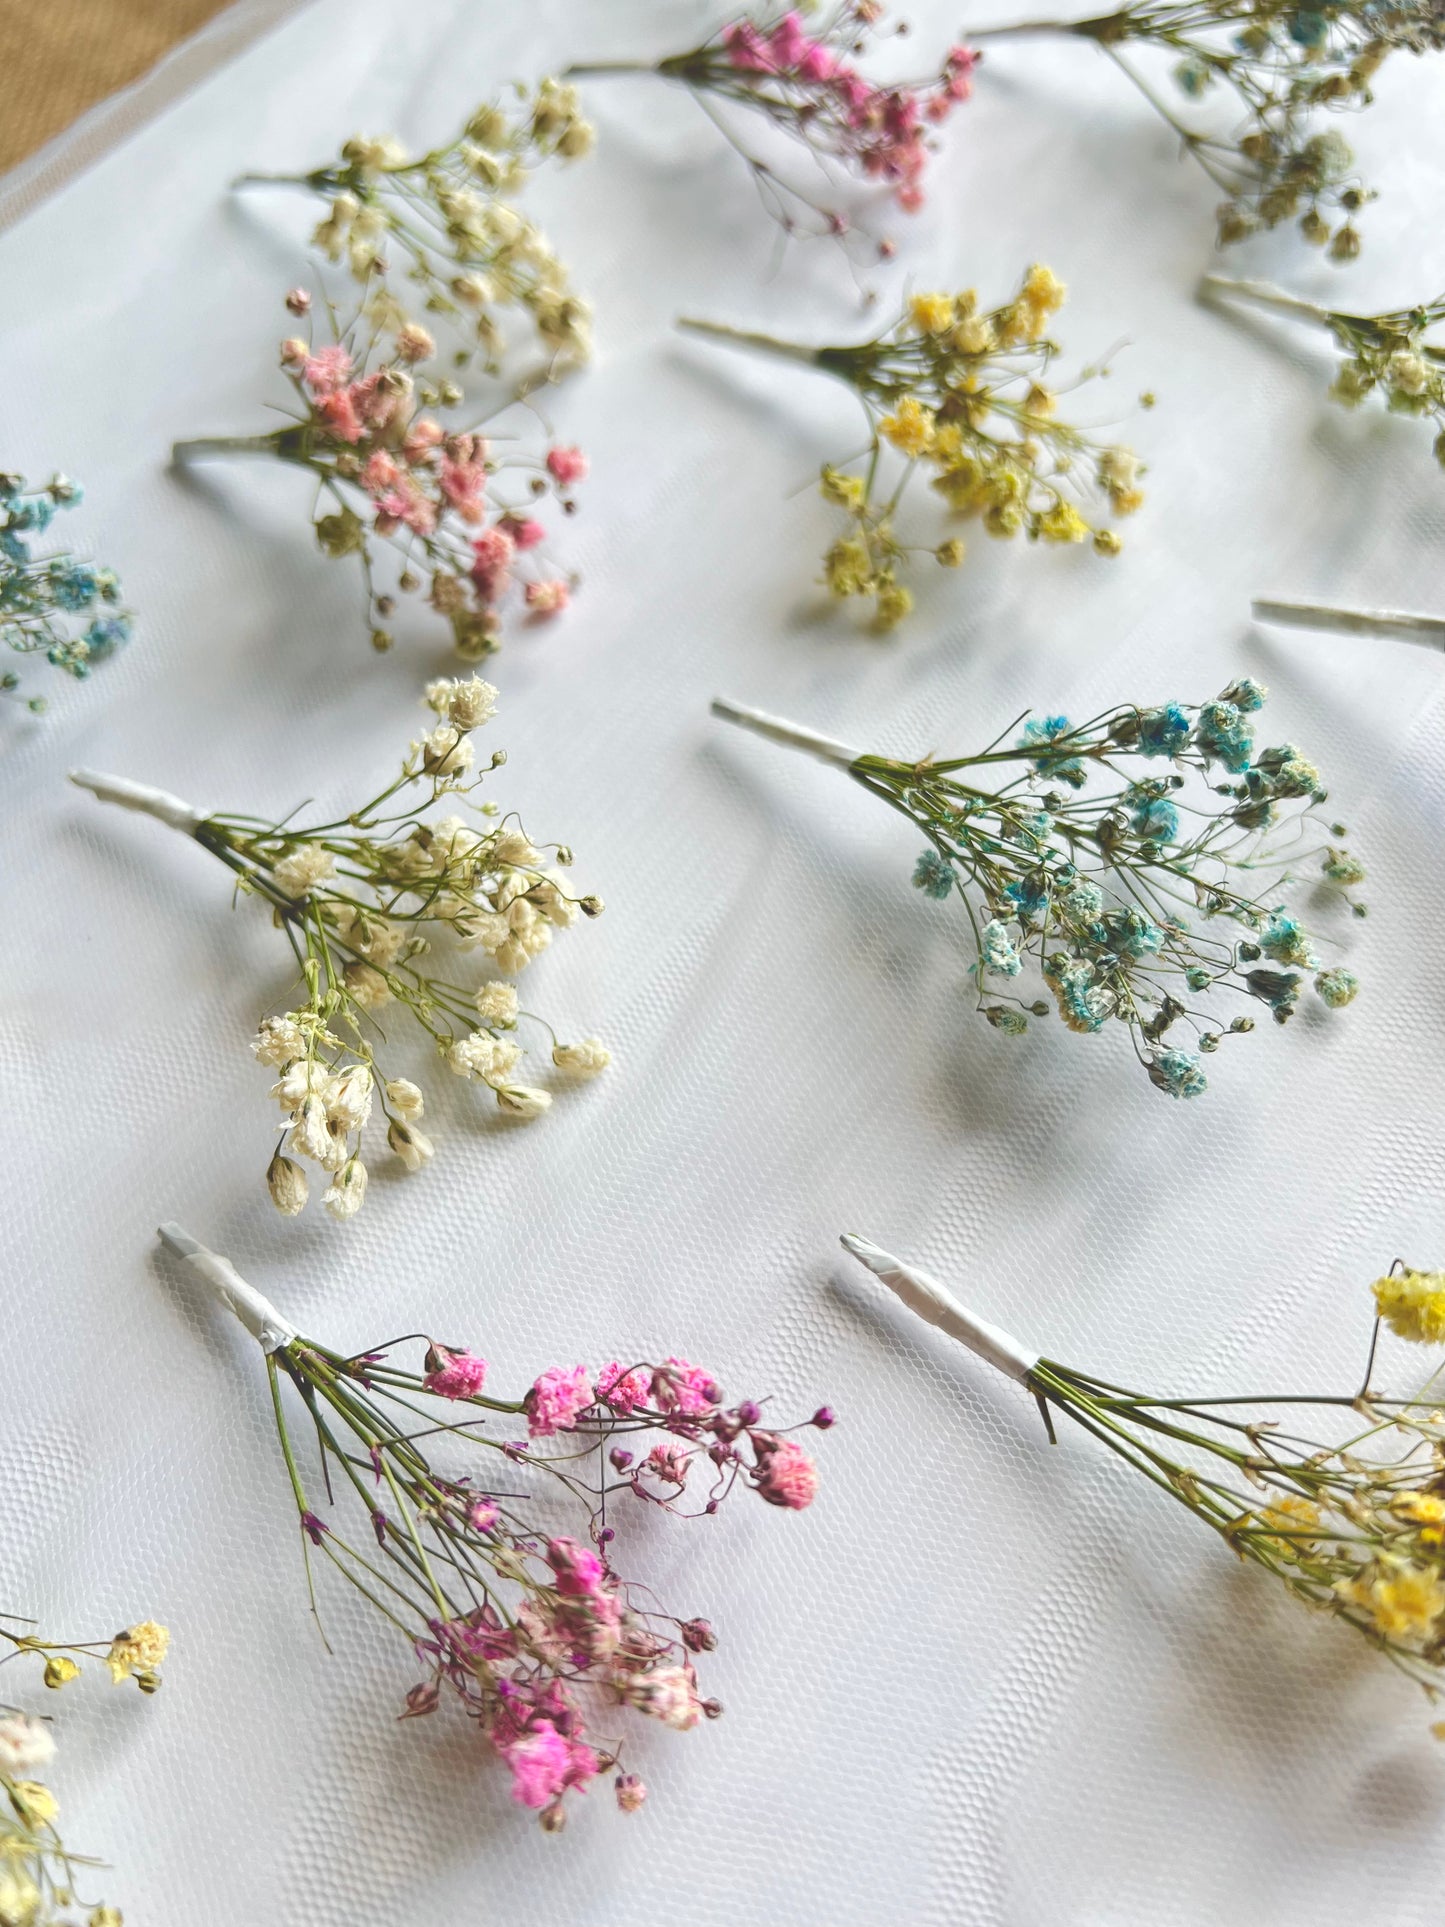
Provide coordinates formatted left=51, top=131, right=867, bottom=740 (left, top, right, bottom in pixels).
left=0, top=0, right=235, bottom=170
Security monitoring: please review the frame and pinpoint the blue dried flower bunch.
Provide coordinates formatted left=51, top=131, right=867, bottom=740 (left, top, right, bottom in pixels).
left=0, top=472, right=131, bottom=710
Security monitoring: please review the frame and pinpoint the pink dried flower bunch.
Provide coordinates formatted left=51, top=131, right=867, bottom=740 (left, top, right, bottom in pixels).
left=566, top=5, right=975, bottom=246
left=253, top=1317, right=830, bottom=1831
left=172, top=294, right=583, bottom=659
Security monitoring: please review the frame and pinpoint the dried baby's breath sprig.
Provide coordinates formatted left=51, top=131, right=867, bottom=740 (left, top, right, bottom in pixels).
left=0, top=473, right=130, bottom=714
left=969, top=0, right=1444, bottom=255
left=235, top=82, right=592, bottom=374
left=1204, top=274, right=1445, bottom=469
left=714, top=686, right=1361, bottom=1098
left=173, top=291, right=584, bottom=659
left=157, top=1225, right=830, bottom=1830
left=845, top=1234, right=1445, bottom=1711
left=565, top=5, right=975, bottom=248
left=0, top=1716, right=123, bottom=1927
left=71, top=681, right=607, bottom=1220
left=682, top=267, right=1141, bottom=629
left=0, top=1616, right=169, bottom=1696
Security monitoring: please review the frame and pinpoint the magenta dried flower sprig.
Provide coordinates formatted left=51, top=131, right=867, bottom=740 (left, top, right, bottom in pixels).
left=158, top=1226, right=829, bottom=1831
left=173, top=291, right=584, bottom=658
left=846, top=1235, right=1445, bottom=1715
left=565, top=5, right=976, bottom=248
left=72, top=680, right=607, bottom=1220
left=235, top=82, right=593, bottom=373
left=714, top=685, right=1362, bottom=1099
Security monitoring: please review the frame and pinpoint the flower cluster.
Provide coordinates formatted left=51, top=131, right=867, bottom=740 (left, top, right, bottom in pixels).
left=852, top=1236, right=1445, bottom=1714
left=236, top=82, right=593, bottom=373
left=566, top=5, right=975, bottom=245
left=74, top=681, right=607, bottom=1221
left=970, top=0, right=1445, bottom=255
left=0, top=474, right=130, bottom=713
left=177, top=1232, right=829, bottom=1832
left=685, top=268, right=1141, bottom=628
left=173, top=293, right=584, bottom=658
left=715, top=685, right=1362, bottom=1097
left=1208, top=275, right=1445, bottom=469
left=0, top=1616, right=168, bottom=1696
left=0, top=1716, right=122, bottom=1927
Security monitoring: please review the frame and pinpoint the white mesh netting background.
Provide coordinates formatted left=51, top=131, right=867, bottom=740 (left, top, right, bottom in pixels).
left=4, top=1, right=1445, bottom=1920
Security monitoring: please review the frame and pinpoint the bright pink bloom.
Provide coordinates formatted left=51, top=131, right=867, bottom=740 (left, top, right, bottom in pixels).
left=596, top=1361, right=651, bottom=1414
left=546, top=1537, right=607, bottom=1597
left=302, top=344, right=353, bottom=394
left=316, top=389, right=363, bottom=443
left=422, top=1345, right=488, bottom=1399
left=468, top=1498, right=499, bottom=1532
left=499, top=513, right=546, bottom=551
left=545, top=445, right=588, bottom=487
left=653, top=1357, right=720, bottom=1417
left=470, top=524, right=515, bottom=599
left=373, top=480, right=437, bottom=537
left=501, top=1723, right=599, bottom=1808
left=723, top=20, right=775, bottom=70
left=796, top=40, right=838, bottom=80
left=439, top=454, right=487, bottom=524
left=755, top=1438, right=818, bottom=1509
left=768, top=12, right=813, bottom=67
left=524, top=578, right=570, bottom=617
left=527, top=1364, right=594, bottom=1436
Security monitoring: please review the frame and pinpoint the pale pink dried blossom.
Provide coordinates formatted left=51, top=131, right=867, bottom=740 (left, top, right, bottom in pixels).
left=754, top=1436, right=818, bottom=1509
left=545, top=444, right=588, bottom=487
left=524, top=578, right=571, bottom=616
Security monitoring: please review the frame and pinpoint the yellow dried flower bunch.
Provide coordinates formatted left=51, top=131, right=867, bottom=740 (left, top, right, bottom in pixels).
left=683, top=266, right=1144, bottom=630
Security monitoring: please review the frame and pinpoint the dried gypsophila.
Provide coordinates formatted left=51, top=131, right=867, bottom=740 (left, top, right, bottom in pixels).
left=234, top=80, right=593, bottom=375
left=0, top=1615, right=169, bottom=1695
left=683, top=267, right=1143, bottom=629
left=846, top=1234, right=1445, bottom=1718
left=713, top=686, right=1362, bottom=1099
left=0, top=472, right=131, bottom=715
left=1204, top=274, right=1445, bottom=469
left=967, top=0, right=1444, bottom=256
left=71, top=679, right=608, bottom=1222
left=157, top=1225, right=831, bottom=1832
left=0, top=1717, right=124, bottom=1927
left=565, top=5, right=975, bottom=251
left=172, top=290, right=585, bottom=660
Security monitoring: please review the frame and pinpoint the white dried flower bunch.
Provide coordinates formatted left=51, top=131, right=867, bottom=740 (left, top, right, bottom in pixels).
left=235, top=81, right=594, bottom=375
left=72, top=679, right=609, bottom=1222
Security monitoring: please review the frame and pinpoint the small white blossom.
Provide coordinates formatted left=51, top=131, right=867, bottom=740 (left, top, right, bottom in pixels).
left=552, top=1037, right=611, bottom=1077
left=474, top=981, right=519, bottom=1026
left=253, top=1014, right=307, bottom=1066
left=388, top=1119, right=435, bottom=1170
left=272, top=843, right=335, bottom=898
left=344, top=961, right=393, bottom=1010
left=324, top=1157, right=368, bottom=1219
left=291, top=1093, right=334, bottom=1163
left=0, top=1714, right=56, bottom=1776
left=267, top=1152, right=310, bottom=1217
left=327, top=1063, right=374, bottom=1130
left=385, top=1078, right=425, bottom=1119
left=495, top=1084, right=552, bottom=1118
left=425, top=675, right=498, bottom=731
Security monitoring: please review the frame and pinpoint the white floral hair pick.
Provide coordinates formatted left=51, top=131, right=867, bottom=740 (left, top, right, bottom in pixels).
left=71, top=681, right=608, bottom=1220
left=843, top=1233, right=1445, bottom=1718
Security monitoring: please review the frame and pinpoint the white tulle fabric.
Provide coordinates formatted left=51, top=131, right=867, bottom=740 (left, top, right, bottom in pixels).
left=4, top=2, right=1445, bottom=1921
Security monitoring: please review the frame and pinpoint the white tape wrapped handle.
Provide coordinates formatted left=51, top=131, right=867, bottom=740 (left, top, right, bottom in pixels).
left=840, top=1232, right=1039, bottom=1383
left=710, top=697, right=862, bottom=769
left=157, top=1223, right=298, bottom=1352
left=70, top=769, right=207, bottom=834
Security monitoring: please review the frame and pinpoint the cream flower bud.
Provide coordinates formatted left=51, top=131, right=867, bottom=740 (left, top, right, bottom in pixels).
left=267, top=1151, right=310, bottom=1217
left=384, top=1078, right=425, bottom=1119
left=388, top=1118, right=435, bottom=1171
left=0, top=1713, right=56, bottom=1776
left=425, top=675, right=498, bottom=732
left=495, top=1084, right=552, bottom=1118
left=1388, top=351, right=1429, bottom=396
left=495, top=936, right=530, bottom=974
left=474, top=981, right=519, bottom=1026
left=272, top=843, right=335, bottom=898
left=450, top=271, right=495, bottom=309
left=492, top=828, right=540, bottom=867
left=344, top=961, right=393, bottom=1010
left=272, top=1061, right=331, bottom=1111
left=552, top=1037, right=611, bottom=1077
left=327, top=1063, right=374, bottom=1129
left=291, top=1093, right=334, bottom=1163
left=324, top=1156, right=368, bottom=1219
